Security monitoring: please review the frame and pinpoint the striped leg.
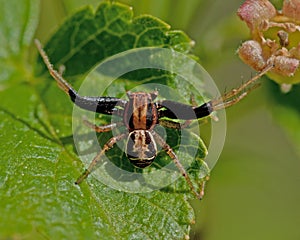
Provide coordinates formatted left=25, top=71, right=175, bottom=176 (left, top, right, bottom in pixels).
left=211, top=65, right=273, bottom=111
left=75, top=133, right=127, bottom=184
left=83, top=118, right=123, bottom=133
left=151, top=130, right=204, bottom=199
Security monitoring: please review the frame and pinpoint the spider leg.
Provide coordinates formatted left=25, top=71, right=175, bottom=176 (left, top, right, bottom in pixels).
left=190, top=93, right=218, bottom=122
left=183, top=93, right=197, bottom=127
left=157, top=99, right=213, bottom=122
left=211, top=64, right=273, bottom=111
left=58, top=65, right=66, bottom=76
left=75, top=133, right=127, bottom=184
left=151, top=130, right=204, bottom=199
left=198, top=175, right=210, bottom=198
left=158, top=119, right=181, bottom=129
left=158, top=118, right=203, bottom=129
left=190, top=93, right=197, bottom=107
left=35, top=39, right=126, bottom=115
left=157, top=94, right=210, bottom=127
left=83, top=118, right=124, bottom=132
left=35, top=39, right=74, bottom=94
left=157, top=65, right=273, bottom=120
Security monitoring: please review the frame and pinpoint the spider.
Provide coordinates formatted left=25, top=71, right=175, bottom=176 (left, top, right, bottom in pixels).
left=35, top=39, right=271, bottom=199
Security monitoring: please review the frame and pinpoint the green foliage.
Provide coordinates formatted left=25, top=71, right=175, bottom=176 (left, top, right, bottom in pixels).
left=0, top=0, right=39, bottom=82
left=0, top=1, right=209, bottom=239
left=36, top=2, right=193, bottom=78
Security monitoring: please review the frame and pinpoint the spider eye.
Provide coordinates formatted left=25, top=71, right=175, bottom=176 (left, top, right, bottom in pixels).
left=126, top=130, right=157, bottom=168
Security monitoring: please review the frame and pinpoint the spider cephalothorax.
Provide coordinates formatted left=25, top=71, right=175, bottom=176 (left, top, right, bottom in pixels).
left=35, top=39, right=270, bottom=199
left=124, top=92, right=158, bottom=131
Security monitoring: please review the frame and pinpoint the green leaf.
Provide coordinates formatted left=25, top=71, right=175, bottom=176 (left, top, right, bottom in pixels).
left=35, top=2, right=194, bottom=78
left=0, top=0, right=39, bottom=83
left=0, top=1, right=209, bottom=239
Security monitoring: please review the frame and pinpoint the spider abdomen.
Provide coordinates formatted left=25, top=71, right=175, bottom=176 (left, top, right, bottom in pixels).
left=126, top=130, right=157, bottom=168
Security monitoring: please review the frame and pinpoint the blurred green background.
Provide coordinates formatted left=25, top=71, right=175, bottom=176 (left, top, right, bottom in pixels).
left=36, top=0, right=300, bottom=239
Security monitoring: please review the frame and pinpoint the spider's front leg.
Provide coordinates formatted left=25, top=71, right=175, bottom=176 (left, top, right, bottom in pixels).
left=210, top=64, right=273, bottom=111
left=35, top=39, right=126, bottom=116
left=157, top=94, right=205, bottom=129
left=157, top=64, right=272, bottom=121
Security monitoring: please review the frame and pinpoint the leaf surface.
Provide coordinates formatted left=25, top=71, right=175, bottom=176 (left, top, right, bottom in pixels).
left=0, top=1, right=209, bottom=239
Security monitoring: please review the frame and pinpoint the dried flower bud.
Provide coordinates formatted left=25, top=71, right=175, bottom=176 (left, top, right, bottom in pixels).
left=237, top=0, right=300, bottom=84
left=282, top=0, right=300, bottom=22
left=271, top=55, right=299, bottom=76
left=238, top=40, right=266, bottom=71
left=237, top=0, right=277, bottom=30
left=290, top=43, right=300, bottom=58
left=277, top=30, right=289, bottom=47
